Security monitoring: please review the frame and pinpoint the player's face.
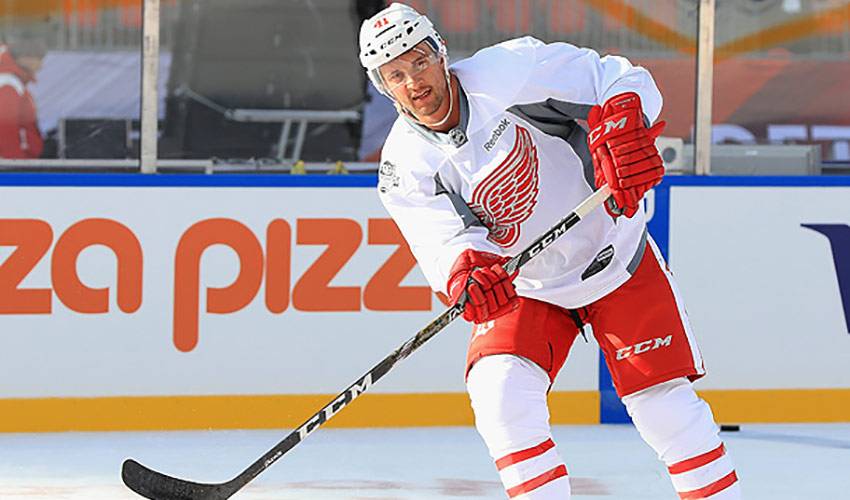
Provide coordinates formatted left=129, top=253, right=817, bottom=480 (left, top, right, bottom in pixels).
left=379, top=43, right=448, bottom=124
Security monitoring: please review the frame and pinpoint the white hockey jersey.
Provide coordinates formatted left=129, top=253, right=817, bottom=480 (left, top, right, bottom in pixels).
left=377, top=36, right=662, bottom=310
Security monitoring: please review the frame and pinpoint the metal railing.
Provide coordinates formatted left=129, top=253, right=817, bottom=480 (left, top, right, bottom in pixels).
left=0, top=158, right=379, bottom=174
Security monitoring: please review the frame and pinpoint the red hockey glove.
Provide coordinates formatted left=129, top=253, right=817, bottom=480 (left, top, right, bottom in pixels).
left=447, top=249, right=519, bottom=324
left=587, top=92, right=666, bottom=218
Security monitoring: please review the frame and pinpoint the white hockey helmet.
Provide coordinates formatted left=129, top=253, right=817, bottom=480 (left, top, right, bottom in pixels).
left=359, top=2, right=447, bottom=96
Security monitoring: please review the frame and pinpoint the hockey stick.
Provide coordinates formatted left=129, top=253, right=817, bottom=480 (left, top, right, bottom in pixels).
left=121, top=185, right=611, bottom=500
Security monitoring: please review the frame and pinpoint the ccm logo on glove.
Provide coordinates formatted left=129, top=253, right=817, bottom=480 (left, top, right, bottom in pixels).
left=587, top=92, right=666, bottom=218
left=447, top=249, right=518, bottom=324
left=588, top=115, right=628, bottom=144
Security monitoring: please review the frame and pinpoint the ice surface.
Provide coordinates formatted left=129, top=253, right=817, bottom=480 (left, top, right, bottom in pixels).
left=0, top=424, right=847, bottom=499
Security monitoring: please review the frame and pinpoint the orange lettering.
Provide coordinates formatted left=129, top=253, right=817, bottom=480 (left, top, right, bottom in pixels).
left=0, top=219, right=53, bottom=314
left=435, top=291, right=452, bottom=307
left=265, top=219, right=291, bottom=314
left=173, top=219, right=264, bottom=352
left=51, top=219, right=143, bottom=314
left=364, top=219, right=431, bottom=311
left=293, top=219, right=361, bottom=312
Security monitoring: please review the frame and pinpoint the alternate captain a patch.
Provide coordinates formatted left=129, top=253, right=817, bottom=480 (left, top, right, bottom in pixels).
left=470, top=125, right=540, bottom=247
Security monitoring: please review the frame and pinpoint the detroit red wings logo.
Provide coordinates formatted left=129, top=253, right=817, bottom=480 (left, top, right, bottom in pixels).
left=470, top=125, right=540, bottom=247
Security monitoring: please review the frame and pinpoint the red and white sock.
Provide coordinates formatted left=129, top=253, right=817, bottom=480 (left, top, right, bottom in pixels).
left=495, top=438, right=570, bottom=498
left=467, top=355, right=571, bottom=499
left=667, top=443, right=739, bottom=499
left=623, top=378, right=741, bottom=499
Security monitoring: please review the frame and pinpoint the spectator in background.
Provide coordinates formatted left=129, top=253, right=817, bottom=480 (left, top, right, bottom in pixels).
left=0, top=35, right=47, bottom=159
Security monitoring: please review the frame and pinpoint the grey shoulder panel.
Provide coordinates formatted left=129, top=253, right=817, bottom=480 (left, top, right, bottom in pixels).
left=543, top=99, right=594, bottom=121
left=508, top=99, right=595, bottom=188
left=433, top=173, right=484, bottom=230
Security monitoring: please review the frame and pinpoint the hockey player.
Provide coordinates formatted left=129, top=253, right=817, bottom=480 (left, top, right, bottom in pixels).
left=0, top=36, right=46, bottom=159
left=360, top=3, right=741, bottom=499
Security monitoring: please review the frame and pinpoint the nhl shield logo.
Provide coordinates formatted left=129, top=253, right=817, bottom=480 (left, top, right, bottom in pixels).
left=449, top=128, right=468, bottom=147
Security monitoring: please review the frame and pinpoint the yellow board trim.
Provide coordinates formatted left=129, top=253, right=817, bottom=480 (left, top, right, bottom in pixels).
left=550, top=391, right=600, bottom=425
left=0, top=391, right=598, bottom=433
left=1, top=389, right=847, bottom=432
left=698, top=389, right=850, bottom=423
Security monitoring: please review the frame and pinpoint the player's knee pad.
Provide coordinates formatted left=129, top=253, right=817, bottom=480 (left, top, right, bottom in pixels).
left=466, top=354, right=570, bottom=499
left=623, top=377, right=741, bottom=499
left=622, top=377, right=718, bottom=462
left=466, top=354, right=551, bottom=455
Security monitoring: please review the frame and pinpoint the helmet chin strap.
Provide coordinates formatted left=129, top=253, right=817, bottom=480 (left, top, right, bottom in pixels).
left=396, top=58, right=455, bottom=130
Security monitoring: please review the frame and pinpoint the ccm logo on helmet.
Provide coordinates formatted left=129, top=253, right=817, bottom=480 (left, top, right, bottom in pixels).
left=616, top=335, right=672, bottom=360
left=589, top=116, right=628, bottom=143
left=379, top=32, right=405, bottom=51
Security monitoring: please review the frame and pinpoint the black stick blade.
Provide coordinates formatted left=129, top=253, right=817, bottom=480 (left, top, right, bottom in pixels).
left=122, top=459, right=232, bottom=500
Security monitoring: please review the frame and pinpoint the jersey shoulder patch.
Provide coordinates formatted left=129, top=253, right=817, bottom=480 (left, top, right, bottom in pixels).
left=379, top=124, right=442, bottom=197
left=378, top=159, right=401, bottom=194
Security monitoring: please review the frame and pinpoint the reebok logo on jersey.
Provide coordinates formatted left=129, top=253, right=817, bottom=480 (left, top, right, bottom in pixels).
left=615, top=335, right=672, bottom=360
left=588, top=116, right=628, bottom=143
left=483, top=118, right=511, bottom=152
left=470, top=125, right=540, bottom=247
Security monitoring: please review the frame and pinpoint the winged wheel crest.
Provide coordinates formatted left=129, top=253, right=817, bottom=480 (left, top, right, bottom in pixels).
left=469, top=124, right=540, bottom=247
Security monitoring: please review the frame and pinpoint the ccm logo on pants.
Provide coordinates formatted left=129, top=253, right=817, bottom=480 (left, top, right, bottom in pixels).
left=616, top=335, right=672, bottom=360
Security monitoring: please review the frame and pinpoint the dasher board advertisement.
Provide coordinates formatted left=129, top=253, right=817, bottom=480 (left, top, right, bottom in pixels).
left=0, top=174, right=598, bottom=432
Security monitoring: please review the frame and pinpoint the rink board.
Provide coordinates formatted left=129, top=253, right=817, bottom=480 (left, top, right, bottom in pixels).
left=652, top=177, right=850, bottom=424
left=0, top=173, right=848, bottom=431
